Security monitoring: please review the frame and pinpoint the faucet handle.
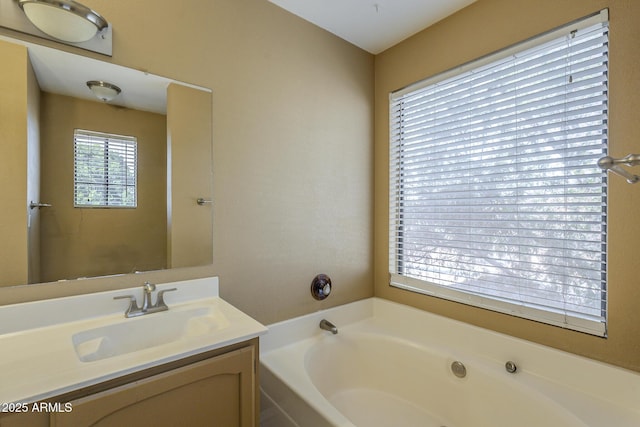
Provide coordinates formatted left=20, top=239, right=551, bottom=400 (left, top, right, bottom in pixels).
left=114, top=295, right=140, bottom=317
left=114, top=294, right=137, bottom=303
left=143, top=281, right=156, bottom=292
left=156, top=288, right=177, bottom=308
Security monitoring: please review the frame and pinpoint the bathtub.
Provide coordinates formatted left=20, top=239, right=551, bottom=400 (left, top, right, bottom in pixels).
left=260, top=298, right=640, bottom=427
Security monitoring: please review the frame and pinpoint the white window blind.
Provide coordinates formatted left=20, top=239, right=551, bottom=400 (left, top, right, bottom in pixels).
left=389, top=10, right=609, bottom=336
left=74, top=129, right=137, bottom=208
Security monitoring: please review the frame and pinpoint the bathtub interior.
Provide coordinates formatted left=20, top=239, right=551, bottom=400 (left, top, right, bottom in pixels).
left=304, top=334, right=589, bottom=427
left=260, top=298, right=640, bottom=427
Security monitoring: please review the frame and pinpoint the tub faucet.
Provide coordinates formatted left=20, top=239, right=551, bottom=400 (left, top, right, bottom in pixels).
left=319, top=319, right=338, bottom=335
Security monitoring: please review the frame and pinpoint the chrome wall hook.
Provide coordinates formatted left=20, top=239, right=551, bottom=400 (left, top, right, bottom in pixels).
left=598, top=154, right=640, bottom=184
left=196, top=198, right=213, bottom=205
left=29, top=201, right=52, bottom=209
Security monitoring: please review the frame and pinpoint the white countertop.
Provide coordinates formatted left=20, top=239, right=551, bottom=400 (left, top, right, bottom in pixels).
left=0, top=277, right=267, bottom=403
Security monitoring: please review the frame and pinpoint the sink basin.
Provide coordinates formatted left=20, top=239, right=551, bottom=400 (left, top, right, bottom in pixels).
left=72, top=306, right=229, bottom=362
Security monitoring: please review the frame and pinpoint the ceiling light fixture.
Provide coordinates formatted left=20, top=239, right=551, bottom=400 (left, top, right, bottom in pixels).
left=18, top=0, right=108, bottom=43
left=86, top=80, right=121, bottom=102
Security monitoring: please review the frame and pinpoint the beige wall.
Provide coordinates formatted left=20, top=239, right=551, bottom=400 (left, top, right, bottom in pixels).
left=0, top=0, right=374, bottom=324
left=99, top=0, right=375, bottom=322
left=0, top=40, right=29, bottom=286
left=39, top=93, right=167, bottom=281
left=374, top=0, right=640, bottom=372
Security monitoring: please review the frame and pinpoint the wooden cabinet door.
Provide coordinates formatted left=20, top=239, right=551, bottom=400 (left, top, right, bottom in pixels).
left=51, top=346, right=255, bottom=427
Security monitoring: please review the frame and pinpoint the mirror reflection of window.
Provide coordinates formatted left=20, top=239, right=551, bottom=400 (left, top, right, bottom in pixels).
left=73, top=129, right=138, bottom=208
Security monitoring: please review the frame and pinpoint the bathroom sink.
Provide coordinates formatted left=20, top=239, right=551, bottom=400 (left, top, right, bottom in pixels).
left=0, top=277, right=267, bottom=404
left=72, top=306, right=229, bottom=362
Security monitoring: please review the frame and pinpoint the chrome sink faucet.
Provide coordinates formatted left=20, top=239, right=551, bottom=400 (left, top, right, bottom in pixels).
left=114, top=282, right=177, bottom=318
left=142, top=281, right=156, bottom=311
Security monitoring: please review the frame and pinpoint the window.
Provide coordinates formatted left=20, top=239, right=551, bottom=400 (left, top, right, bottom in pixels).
left=389, top=10, right=609, bottom=336
left=74, top=129, right=138, bottom=208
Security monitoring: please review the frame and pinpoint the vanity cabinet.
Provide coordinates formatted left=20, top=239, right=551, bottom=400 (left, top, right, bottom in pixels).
left=0, top=339, right=259, bottom=427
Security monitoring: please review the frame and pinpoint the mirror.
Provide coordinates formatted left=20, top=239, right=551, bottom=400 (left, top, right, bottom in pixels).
left=0, top=34, right=213, bottom=288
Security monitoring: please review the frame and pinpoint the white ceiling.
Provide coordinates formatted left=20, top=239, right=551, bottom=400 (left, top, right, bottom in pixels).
left=27, top=43, right=172, bottom=114
left=268, top=0, right=477, bottom=54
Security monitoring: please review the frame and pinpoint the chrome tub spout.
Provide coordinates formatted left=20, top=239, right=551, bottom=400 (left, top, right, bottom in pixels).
left=319, top=319, right=338, bottom=335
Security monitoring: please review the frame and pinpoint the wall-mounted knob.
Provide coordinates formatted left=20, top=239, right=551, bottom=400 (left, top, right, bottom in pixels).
left=311, top=274, right=332, bottom=300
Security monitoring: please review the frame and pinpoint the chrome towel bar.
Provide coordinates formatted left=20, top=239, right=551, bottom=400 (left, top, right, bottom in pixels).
left=597, top=154, right=640, bottom=184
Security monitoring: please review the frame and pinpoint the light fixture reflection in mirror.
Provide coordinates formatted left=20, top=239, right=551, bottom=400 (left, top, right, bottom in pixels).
left=18, top=0, right=108, bottom=43
left=86, top=80, right=121, bottom=102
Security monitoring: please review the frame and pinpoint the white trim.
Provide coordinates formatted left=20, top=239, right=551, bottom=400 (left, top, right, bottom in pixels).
left=390, top=274, right=606, bottom=336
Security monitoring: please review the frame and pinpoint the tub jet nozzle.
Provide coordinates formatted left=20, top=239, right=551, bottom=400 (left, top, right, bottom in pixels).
left=451, top=361, right=467, bottom=378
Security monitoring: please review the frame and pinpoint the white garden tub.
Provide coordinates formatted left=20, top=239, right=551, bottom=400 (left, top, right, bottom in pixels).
left=260, top=298, right=640, bottom=427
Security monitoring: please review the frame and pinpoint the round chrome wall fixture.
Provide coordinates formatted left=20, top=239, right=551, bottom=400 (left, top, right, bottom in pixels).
left=311, top=274, right=332, bottom=300
left=505, top=361, right=518, bottom=373
left=451, top=361, right=467, bottom=378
